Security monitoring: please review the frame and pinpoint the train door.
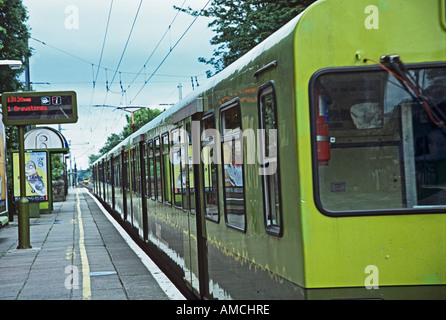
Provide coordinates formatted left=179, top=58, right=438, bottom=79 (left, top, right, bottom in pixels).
left=172, top=98, right=209, bottom=298
left=181, top=119, right=197, bottom=294
left=110, top=157, right=115, bottom=210
left=122, top=149, right=128, bottom=221
left=101, top=159, right=106, bottom=202
left=139, top=140, right=148, bottom=241
left=181, top=116, right=208, bottom=297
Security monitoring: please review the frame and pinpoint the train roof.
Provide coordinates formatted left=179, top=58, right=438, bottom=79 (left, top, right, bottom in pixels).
left=93, top=5, right=308, bottom=165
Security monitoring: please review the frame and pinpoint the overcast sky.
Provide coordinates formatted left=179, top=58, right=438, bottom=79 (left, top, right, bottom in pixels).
left=21, top=0, right=215, bottom=170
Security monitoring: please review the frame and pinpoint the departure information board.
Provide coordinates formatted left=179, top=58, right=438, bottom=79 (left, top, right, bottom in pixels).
left=1, top=91, right=77, bottom=125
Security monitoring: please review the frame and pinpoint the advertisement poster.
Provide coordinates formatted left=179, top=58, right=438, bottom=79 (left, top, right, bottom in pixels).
left=0, top=115, right=7, bottom=214
left=13, top=151, right=48, bottom=202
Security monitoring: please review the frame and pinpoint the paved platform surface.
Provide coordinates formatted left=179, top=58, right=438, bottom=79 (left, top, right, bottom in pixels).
left=0, top=188, right=185, bottom=300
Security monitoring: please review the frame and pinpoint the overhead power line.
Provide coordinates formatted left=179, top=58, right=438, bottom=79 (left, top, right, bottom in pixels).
left=125, top=0, right=187, bottom=92
left=30, top=37, right=202, bottom=79
left=108, top=0, right=143, bottom=89
left=129, top=0, right=211, bottom=104
left=30, top=0, right=209, bottom=106
left=94, top=0, right=114, bottom=87
left=31, top=37, right=93, bottom=65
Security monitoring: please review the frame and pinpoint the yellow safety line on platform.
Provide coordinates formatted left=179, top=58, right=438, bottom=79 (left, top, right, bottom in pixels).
left=76, top=189, right=91, bottom=300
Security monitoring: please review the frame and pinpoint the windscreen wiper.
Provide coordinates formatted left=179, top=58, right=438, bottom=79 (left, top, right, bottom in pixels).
left=364, top=55, right=446, bottom=128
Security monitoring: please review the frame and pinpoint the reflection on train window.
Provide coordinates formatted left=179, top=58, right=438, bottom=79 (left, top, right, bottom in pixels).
left=186, top=122, right=195, bottom=213
left=123, top=151, right=129, bottom=190
left=162, top=133, right=172, bottom=205
left=201, top=114, right=219, bottom=222
left=131, top=148, right=136, bottom=193
left=180, top=126, right=189, bottom=210
left=312, top=66, right=446, bottom=213
left=171, top=128, right=183, bottom=208
left=148, top=140, right=155, bottom=200
left=132, top=146, right=141, bottom=194
left=259, top=84, right=282, bottom=235
left=113, top=156, right=120, bottom=188
left=107, top=159, right=111, bottom=188
left=220, top=101, right=246, bottom=231
left=136, top=146, right=141, bottom=194
left=154, top=137, right=162, bottom=202
left=142, top=144, right=147, bottom=196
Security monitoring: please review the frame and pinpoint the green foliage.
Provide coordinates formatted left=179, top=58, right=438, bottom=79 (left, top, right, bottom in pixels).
left=177, top=0, right=316, bottom=76
left=89, top=108, right=164, bottom=167
left=120, top=108, right=164, bottom=139
left=77, top=169, right=91, bottom=182
left=0, top=0, right=32, bottom=184
left=0, top=0, right=31, bottom=93
left=51, top=154, right=65, bottom=180
left=88, top=153, right=101, bottom=167
left=99, top=133, right=122, bottom=155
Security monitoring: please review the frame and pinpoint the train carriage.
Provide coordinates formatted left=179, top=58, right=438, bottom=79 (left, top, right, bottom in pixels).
left=93, top=0, right=446, bottom=299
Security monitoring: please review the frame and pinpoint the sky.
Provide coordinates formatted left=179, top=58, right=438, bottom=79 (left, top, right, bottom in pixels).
left=20, top=0, right=215, bottom=170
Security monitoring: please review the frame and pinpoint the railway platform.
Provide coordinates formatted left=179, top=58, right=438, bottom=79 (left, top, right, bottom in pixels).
left=0, top=188, right=185, bottom=300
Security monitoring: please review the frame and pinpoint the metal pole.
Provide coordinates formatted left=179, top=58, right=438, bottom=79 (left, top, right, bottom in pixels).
left=17, top=125, right=31, bottom=249
left=178, top=83, right=182, bottom=101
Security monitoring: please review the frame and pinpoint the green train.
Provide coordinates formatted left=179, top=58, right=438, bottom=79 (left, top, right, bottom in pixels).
left=93, top=0, right=446, bottom=299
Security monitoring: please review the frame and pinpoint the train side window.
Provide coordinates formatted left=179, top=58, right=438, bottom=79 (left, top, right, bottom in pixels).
left=131, top=147, right=140, bottom=194
left=171, top=128, right=183, bottom=208
left=99, top=162, right=103, bottom=184
left=154, top=137, right=162, bottom=202
left=113, top=156, right=120, bottom=188
left=220, top=100, right=246, bottom=231
left=131, top=148, right=135, bottom=192
left=142, top=143, right=147, bottom=197
left=181, top=126, right=188, bottom=210
left=312, top=66, right=446, bottom=215
left=201, top=113, right=219, bottom=222
left=186, top=121, right=195, bottom=214
left=259, top=83, right=282, bottom=235
left=106, top=160, right=110, bottom=186
left=123, top=151, right=129, bottom=190
left=118, top=156, right=121, bottom=188
left=148, top=140, right=155, bottom=200
left=136, top=146, right=141, bottom=194
left=162, top=133, right=172, bottom=205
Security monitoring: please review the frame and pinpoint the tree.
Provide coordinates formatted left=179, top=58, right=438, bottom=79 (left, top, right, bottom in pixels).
left=120, top=108, right=164, bottom=139
left=89, top=107, right=164, bottom=168
left=0, top=0, right=32, bottom=191
left=88, top=154, right=101, bottom=167
left=0, top=0, right=31, bottom=93
left=177, top=0, right=316, bottom=76
left=99, top=133, right=122, bottom=155
left=51, top=154, right=65, bottom=181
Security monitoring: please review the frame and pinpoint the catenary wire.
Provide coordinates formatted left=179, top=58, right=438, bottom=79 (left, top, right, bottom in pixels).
left=125, top=0, right=188, bottom=92
left=108, top=0, right=143, bottom=90
left=129, top=0, right=211, bottom=104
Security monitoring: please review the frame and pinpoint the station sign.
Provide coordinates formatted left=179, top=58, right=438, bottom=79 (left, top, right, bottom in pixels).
left=1, top=91, right=77, bottom=125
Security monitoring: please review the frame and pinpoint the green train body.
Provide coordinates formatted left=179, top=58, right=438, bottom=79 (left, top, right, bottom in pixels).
left=93, top=0, right=446, bottom=299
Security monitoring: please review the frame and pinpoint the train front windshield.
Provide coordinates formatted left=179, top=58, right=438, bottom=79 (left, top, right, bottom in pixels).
left=312, top=64, right=446, bottom=214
